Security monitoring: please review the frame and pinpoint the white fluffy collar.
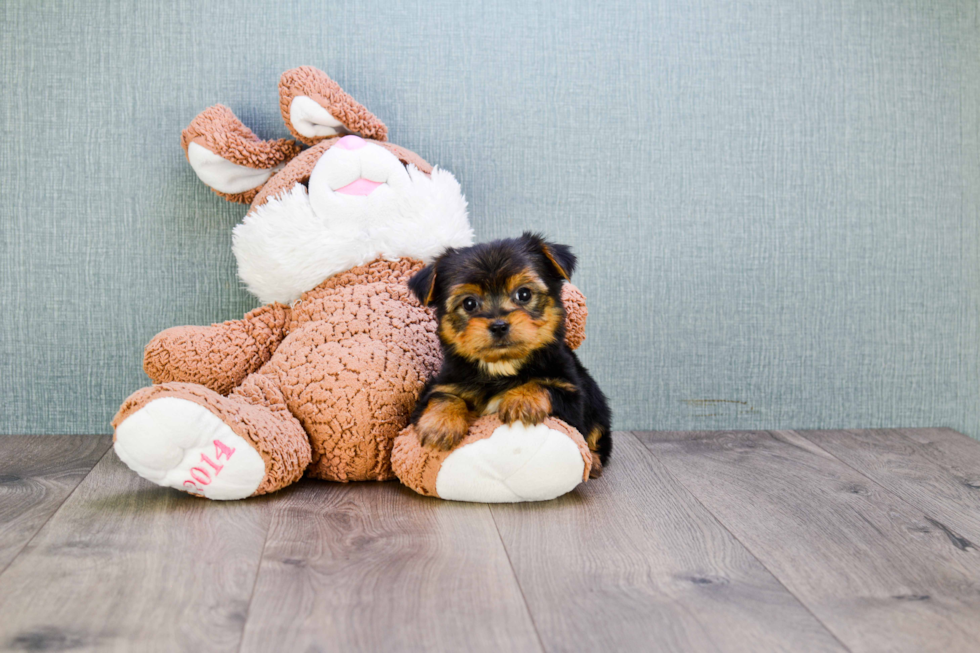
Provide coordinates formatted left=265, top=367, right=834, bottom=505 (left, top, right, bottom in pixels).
left=232, top=165, right=472, bottom=305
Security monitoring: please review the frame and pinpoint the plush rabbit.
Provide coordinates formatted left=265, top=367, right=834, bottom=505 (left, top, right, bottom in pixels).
left=112, top=67, right=594, bottom=501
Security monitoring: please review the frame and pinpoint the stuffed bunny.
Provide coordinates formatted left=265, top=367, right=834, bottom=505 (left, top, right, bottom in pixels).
left=112, top=67, right=594, bottom=501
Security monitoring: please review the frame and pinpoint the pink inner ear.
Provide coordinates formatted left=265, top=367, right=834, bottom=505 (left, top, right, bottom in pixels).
left=335, top=178, right=383, bottom=196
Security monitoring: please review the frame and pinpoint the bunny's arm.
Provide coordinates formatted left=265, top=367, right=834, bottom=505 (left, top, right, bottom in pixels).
left=143, top=303, right=291, bottom=394
left=561, top=283, right=588, bottom=350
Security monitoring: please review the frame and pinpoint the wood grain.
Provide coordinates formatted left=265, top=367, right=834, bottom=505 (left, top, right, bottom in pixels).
left=797, top=428, right=980, bottom=544
left=4, top=429, right=980, bottom=652
left=0, top=451, right=273, bottom=653
left=490, top=432, right=845, bottom=653
left=0, top=435, right=110, bottom=573
left=238, top=480, right=542, bottom=653
left=637, top=429, right=980, bottom=653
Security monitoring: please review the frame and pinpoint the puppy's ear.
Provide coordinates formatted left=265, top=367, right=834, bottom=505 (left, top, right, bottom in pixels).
left=522, top=232, right=577, bottom=281
left=542, top=242, right=576, bottom=280
left=408, top=264, right=438, bottom=306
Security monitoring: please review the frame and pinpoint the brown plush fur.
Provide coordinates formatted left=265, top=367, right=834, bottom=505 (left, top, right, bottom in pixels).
left=279, top=66, right=389, bottom=144
left=113, top=380, right=311, bottom=497
left=115, top=68, right=595, bottom=500
left=185, top=69, right=433, bottom=209
left=132, top=259, right=439, bottom=482
left=124, top=258, right=590, bottom=493
left=180, top=104, right=301, bottom=204
left=143, top=303, right=291, bottom=395
left=391, top=416, right=592, bottom=498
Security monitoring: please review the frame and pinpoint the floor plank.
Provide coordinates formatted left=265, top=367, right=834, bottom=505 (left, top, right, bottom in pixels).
left=796, top=428, right=980, bottom=544
left=637, top=430, right=980, bottom=653
left=238, top=480, right=542, bottom=653
left=0, top=435, right=111, bottom=573
left=490, top=432, right=846, bottom=653
left=0, top=452, right=274, bottom=653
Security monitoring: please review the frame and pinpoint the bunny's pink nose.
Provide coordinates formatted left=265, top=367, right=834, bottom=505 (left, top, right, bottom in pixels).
left=336, top=134, right=367, bottom=150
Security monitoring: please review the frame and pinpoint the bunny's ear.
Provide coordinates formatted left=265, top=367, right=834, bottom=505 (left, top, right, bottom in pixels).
left=181, top=105, right=301, bottom=204
left=279, top=66, right=388, bottom=145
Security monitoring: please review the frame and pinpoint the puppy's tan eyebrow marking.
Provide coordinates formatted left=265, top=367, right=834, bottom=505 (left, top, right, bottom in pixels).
left=505, top=270, right=546, bottom=294
left=446, top=283, right=484, bottom=309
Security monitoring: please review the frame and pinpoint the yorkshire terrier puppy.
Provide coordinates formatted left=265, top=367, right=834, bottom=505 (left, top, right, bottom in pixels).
left=407, top=232, right=612, bottom=475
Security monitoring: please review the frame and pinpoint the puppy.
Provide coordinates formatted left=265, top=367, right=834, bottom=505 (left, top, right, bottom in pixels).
left=407, top=232, right=612, bottom=475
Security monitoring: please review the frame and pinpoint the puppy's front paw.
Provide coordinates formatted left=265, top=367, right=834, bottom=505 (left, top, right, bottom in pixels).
left=416, top=397, right=472, bottom=450
left=496, top=383, right=552, bottom=426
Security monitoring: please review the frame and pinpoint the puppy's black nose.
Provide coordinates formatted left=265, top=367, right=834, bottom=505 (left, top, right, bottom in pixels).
left=488, top=320, right=510, bottom=337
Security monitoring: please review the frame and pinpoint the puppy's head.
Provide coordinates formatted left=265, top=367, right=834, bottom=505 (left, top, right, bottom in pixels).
left=409, top=232, right=576, bottom=371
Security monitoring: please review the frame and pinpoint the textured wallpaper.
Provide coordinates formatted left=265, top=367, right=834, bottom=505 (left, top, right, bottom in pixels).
left=1, top=0, right=977, bottom=436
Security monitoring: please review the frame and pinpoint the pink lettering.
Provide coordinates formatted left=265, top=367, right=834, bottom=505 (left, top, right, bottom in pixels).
left=183, top=441, right=237, bottom=494
left=214, top=439, right=235, bottom=460
left=200, top=453, right=224, bottom=475
left=189, top=467, right=211, bottom=485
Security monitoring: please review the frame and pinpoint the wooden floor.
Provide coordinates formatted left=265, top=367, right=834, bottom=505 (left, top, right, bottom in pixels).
left=1, top=429, right=979, bottom=652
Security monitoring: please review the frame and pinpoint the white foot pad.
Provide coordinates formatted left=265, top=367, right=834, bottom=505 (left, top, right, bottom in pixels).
left=435, top=423, right=586, bottom=503
left=114, top=397, right=266, bottom=500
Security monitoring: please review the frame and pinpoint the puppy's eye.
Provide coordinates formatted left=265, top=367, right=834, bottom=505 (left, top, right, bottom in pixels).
left=514, top=287, right=533, bottom=304
left=461, top=297, right=479, bottom=313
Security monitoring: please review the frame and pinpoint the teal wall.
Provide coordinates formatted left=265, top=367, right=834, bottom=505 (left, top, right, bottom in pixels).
left=2, top=0, right=978, bottom=436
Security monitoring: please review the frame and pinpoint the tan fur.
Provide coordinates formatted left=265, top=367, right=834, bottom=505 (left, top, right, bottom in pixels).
left=438, top=270, right=564, bottom=367
left=478, top=359, right=523, bottom=377
left=586, top=427, right=605, bottom=478
left=495, top=382, right=552, bottom=426
left=423, top=270, right=438, bottom=305
left=506, top=302, right=562, bottom=355
left=542, top=244, right=571, bottom=280
left=538, top=378, right=579, bottom=393
left=416, top=395, right=473, bottom=450
left=482, top=395, right=503, bottom=416
left=429, top=383, right=485, bottom=411
left=587, top=426, right=604, bottom=451
left=505, top=271, right=547, bottom=294
left=440, top=316, right=493, bottom=361
left=447, top=283, right=484, bottom=305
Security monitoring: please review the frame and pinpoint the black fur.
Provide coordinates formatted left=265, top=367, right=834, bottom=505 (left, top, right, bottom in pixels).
left=408, top=232, right=612, bottom=465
